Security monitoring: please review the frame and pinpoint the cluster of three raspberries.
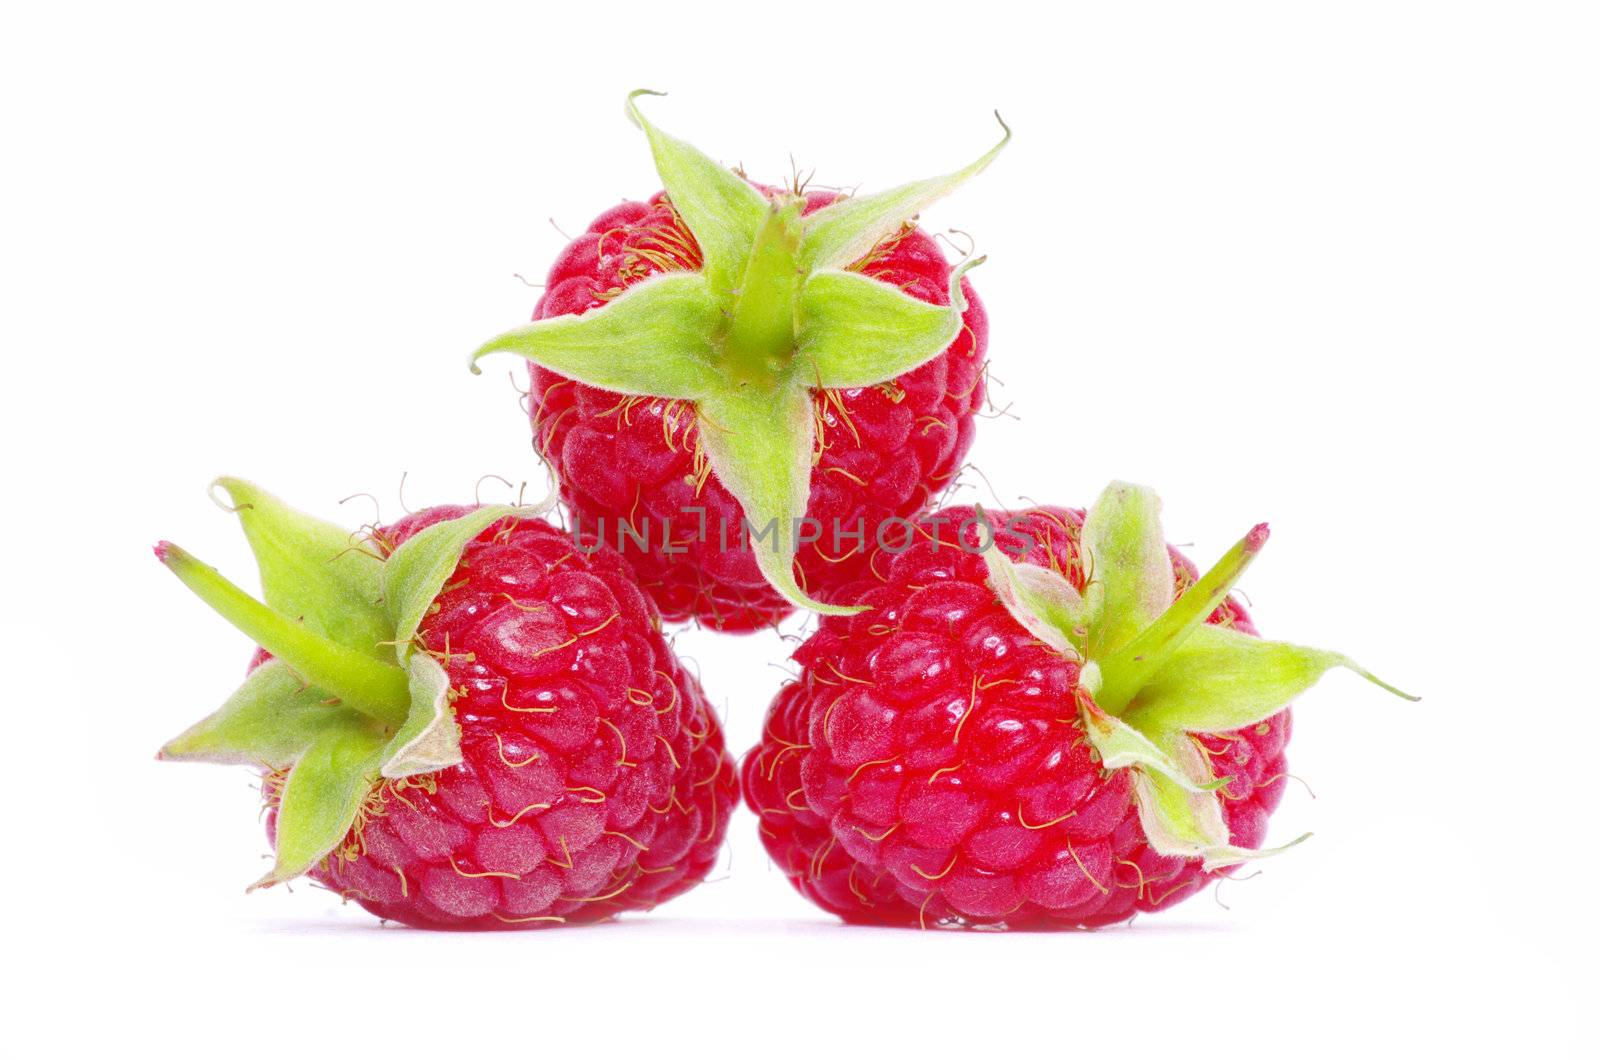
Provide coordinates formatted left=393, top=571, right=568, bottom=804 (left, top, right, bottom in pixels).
left=157, top=92, right=1412, bottom=930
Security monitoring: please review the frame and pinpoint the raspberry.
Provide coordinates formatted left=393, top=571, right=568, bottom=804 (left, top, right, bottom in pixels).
left=743, top=485, right=1412, bottom=927
left=528, top=190, right=987, bottom=630
left=159, top=480, right=735, bottom=928
left=472, top=92, right=1005, bottom=629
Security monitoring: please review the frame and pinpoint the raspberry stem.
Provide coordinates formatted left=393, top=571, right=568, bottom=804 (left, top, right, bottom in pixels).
left=721, top=195, right=805, bottom=385
left=1094, top=523, right=1269, bottom=714
left=155, top=542, right=410, bottom=727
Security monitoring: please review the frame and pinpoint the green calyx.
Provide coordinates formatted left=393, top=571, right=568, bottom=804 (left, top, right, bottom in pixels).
left=981, top=482, right=1417, bottom=871
left=156, top=478, right=554, bottom=889
left=470, top=90, right=1009, bottom=614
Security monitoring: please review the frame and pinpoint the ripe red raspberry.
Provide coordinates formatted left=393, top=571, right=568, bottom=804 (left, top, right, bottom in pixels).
left=528, top=192, right=987, bottom=630
left=473, top=92, right=1006, bottom=630
left=743, top=484, right=1412, bottom=928
left=159, top=481, right=735, bottom=929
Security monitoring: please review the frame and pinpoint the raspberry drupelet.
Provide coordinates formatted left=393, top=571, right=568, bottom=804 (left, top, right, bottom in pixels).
left=743, top=484, right=1413, bottom=928
left=158, top=481, right=736, bottom=929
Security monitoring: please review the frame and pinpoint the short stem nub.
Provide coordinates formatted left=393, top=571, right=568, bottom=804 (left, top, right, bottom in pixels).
left=721, top=195, right=805, bottom=385
left=156, top=542, right=411, bottom=727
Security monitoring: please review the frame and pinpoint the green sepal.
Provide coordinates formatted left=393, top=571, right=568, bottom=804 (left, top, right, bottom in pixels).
left=1200, top=833, right=1313, bottom=872
left=157, top=659, right=362, bottom=769
left=1080, top=482, right=1175, bottom=658
left=468, top=273, right=722, bottom=394
left=250, top=720, right=387, bottom=890
left=978, top=511, right=1085, bottom=656
left=381, top=497, right=555, bottom=656
left=797, top=113, right=1010, bottom=273
left=1128, top=732, right=1230, bottom=854
left=696, top=386, right=864, bottom=616
left=379, top=654, right=462, bottom=779
left=1125, top=623, right=1418, bottom=736
left=1080, top=707, right=1226, bottom=795
left=159, top=653, right=461, bottom=786
left=1132, top=766, right=1311, bottom=873
left=626, top=89, right=768, bottom=296
left=157, top=542, right=410, bottom=726
left=799, top=257, right=984, bottom=389
left=211, top=478, right=389, bottom=661
left=1127, top=732, right=1310, bottom=872
left=1142, top=777, right=1313, bottom=872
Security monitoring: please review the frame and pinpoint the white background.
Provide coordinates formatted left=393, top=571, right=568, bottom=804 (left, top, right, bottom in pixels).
left=4, top=1, right=1592, bottom=1055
